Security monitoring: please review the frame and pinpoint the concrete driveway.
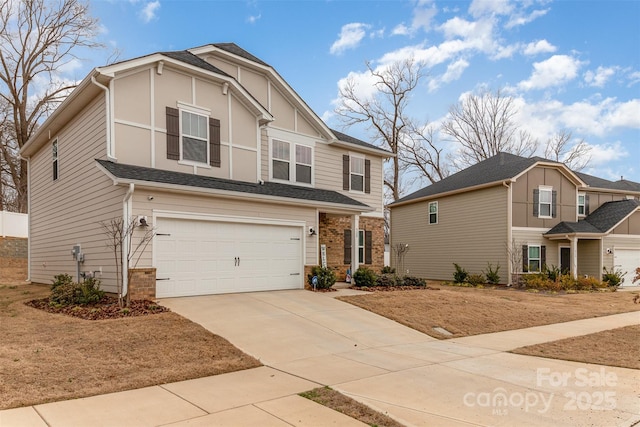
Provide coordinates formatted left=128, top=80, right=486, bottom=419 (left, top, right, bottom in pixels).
left=161, top=290, right=640, bottom=427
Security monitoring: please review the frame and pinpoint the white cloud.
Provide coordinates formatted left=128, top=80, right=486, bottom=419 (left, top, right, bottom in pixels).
left=523, top=39, right=556, bottom=56
left=627, top=70, right=640, bottom=86
left=583, top=66, right=617, bottom=88
left=469, top=0, right=512, bottom=18
left=330, top=23, right=370, bottom=55
left=246, top=14, right=261, bottom=24
left=392, top=23, right=410, bottom=36
left=392, top=0, right=437, bottom=36
left=587, top=142, right=629, bottom=166
left=505, top=8, right=549, bottom=29
left=518, top=55, right=583, bottom=91
left=139, top=1, right=160, bottom=23
left=428, top=58, right=469, bottom=92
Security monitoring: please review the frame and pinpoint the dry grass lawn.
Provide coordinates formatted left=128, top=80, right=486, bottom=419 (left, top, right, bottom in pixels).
left=337, top=285, right=640, bottom=339
left=0, top=283, right=261, bottom=410
left=512, top=324, right=640, bottom=370
left=300, top=387, right=404, bottom=427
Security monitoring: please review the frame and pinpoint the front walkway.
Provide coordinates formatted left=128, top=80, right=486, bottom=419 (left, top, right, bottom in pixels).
left=1, top=289, right=638, bottom=427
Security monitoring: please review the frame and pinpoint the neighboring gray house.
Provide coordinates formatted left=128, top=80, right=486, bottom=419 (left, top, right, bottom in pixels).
left=389, top=152, right=640, bottom=285
left=20, top=43, right=390, bottom=298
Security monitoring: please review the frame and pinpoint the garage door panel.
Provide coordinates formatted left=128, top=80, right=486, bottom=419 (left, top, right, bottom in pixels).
left=155, top=218, right=303, bottom=297
left=615, top=249, right=640, bottom=286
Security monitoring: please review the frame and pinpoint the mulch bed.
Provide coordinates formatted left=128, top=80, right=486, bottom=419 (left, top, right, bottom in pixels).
left=350, top=285, right=441, bottom=292
left=25, top=296, right=170, bottom=320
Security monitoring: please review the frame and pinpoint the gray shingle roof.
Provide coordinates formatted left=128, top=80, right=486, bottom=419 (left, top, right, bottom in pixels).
left=575, top=171, right=640, bottom=192
left=330, top=129, right=391, bottom=153
left=213, top=43, right=270, bottom=67
left=545, top=199, right=640, bottom=235
left=161, top=50, right=230, bottom=76
left=97, top=160, right=370, bottom=209
left=392, top=152, right=544, bottom=204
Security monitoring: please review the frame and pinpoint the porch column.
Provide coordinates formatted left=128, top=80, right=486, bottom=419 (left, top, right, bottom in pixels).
left=570, top=236, right=578, bottom=279
left=351, top=214, right=359, bottom=277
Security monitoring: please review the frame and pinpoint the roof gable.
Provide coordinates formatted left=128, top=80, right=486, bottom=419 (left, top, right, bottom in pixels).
left=545, top=199, right=640, bottom=236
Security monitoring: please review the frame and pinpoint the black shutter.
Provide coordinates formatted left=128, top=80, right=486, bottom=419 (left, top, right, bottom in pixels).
left=552, top=191, right=557, bottom=218
left=343, top=155, right=350, bottom=190
left=166, top=107, right=180, bottom=160
left=365, top=230, right=372, bottom=264
left=541, top=245, right=547, bottom=270
left=209, top=118, right=221, bottom=167
left=585, top=194, right=590, bottom=216
left=533, top=189, right=539, bottom=217
left=365, top=159, right=371, bottom=194
left=522, top=245, right=529, bottom=272
left=344, top=229, right=352, bottom=264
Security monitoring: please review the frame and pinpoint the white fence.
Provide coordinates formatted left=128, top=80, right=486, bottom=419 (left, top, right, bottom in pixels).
left=1, top=211, right=28, bottom=238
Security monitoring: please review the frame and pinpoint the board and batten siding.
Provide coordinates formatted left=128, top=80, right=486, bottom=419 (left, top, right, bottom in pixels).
left=391, top=185, right=508, bottom=280
left=132, top=192, right=318, bottom=268
left=29, top=96, right=126, bottom=291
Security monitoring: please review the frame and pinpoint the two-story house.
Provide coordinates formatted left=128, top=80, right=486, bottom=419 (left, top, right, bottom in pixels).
left=389, top=152, right=640, bottom=285
left=20, top=43, right=390, bottom=298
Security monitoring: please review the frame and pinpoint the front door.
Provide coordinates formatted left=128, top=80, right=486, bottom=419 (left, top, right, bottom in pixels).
left=560, top=247, right=571, bottom=274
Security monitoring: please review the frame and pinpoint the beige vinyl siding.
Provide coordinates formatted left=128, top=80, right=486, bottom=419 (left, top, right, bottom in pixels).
left=391, top=186, right=508, bottom=280
left=236, top=67, right=268, bottom=107
left=29, top=96, right=125, bottom=292
left=612, top=211, right=640, bottom=235
left=512, top=166, right=578, bottom=228
left=113, top=69, right=151, bottom=125
left=577, top=239, right=601, bottom=277
left=296, top=113, right=320, bottom=137
left=269, top=87, right=295, bottom=131
left=585, top=191, right=626, bottom=212
left=131, top=192, right=318, bottom=267
left=512, top=228, right=555, bottom=273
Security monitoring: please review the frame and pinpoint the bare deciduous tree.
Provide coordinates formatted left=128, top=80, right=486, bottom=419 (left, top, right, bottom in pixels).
left=101, top=217, right=155, bottom=307
left=0, top=0, right=102, bottom=211
left=442, top=89, right=538, bottom=170
left=544, top=129, right=592, bottom=171
left=335, top=58, right=448, bottom=201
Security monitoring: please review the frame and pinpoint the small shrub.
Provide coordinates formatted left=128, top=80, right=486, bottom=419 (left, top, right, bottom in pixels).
left=483, top=263, right=501, bottom=285
left=467, top=274, right=486, bottom=286
left=381, top=266, right=396, bottom=274
left=402, top=275, right=426, bottom=287
left=453, top=263, right=468, bottom=284
left=49, top=276, right=105, bottom=306
left=576, top=276, right=606, bottom=291
left=376, top=273, right=400, bottom=287
left=51, top=273, right=74, bottom=290
left=544, top=265, right=562, bottom=282
left=602, top=266, right=625, bottom=287
left=521, top=273, right=549, bottom=290
left=307, top=266, right=337, bottom=290
left=353, top=267, right=377, bottom=287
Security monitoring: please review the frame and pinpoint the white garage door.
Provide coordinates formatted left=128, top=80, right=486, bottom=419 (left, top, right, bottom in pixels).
left=155, top=217, right=303, bottom=297
left=614, top=249, right=640, bottom=286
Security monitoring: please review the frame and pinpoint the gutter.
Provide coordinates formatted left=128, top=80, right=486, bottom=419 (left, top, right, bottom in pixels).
left=122, top=183, right=134, bottom=300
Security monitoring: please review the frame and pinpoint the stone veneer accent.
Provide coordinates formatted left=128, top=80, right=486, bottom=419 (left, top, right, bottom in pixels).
left=128, top=267, right=157, bottom=300
left=0, top=237, right=28, bottom=283
left=317, top=213, right=385, bottom=281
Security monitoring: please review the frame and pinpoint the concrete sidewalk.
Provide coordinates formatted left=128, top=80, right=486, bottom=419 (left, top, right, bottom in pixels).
left=1, top=290, right=639, bottom=427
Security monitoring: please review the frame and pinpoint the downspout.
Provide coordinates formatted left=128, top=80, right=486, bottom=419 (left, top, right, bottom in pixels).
left=90, top=76, right=112, bottom=159
left=122, top=183, right=134, bottom=299
left=503, top=181, right=513, bottom=285
left=26, top=157, right=31, bottom=282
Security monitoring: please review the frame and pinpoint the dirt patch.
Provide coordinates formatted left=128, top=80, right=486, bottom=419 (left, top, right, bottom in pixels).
left=511, top=325, right=640, bottom=370
left=350, top=285, right=440, bottom=292
left=0, top=283, right=261, bottom=410
left=300, top=387, right=404, bottom=427
left=25, top=296, right=170, bottom=320
left=337, top=285, right=640, bottom=339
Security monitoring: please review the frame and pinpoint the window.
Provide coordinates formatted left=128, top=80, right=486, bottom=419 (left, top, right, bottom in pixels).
left=271, top=140, right=313, bottom=184
left=538, top=187, right=552, bottom=218
left=350, top=156, right=365, bottom=192
left=428, top=201, right=438, bottom=224
left=358, top=230, right=365, bottom=264
left=528, top=245, right=541, bottom=272
left=181, top=110, right=208, bottom=164
left=578, top=193, right=586, bottom=216
left=52, top=140, right=58, bottom=181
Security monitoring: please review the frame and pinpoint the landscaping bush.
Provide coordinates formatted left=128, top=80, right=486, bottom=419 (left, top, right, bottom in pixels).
left=375, top=273, right=401, bottom=287
left=521, top=273, right=608, bottom=292
left=353, top=267, right=377, bottom=287
left=307, top=266, right=337, bottom=290
left=544, top=265, right=562, bottom=282
left=602, top=266, right=625, bottom=287
left=402, top=275, right=426, bottom=287
left=453, top=263, right=468, bottom=284
left=381, top=266, right=396, bottom=274
left=50, top=276, right=105, bottom=306
left=483, top=263, right=501, bottom=284
left=467, top=274, right=486, bottom=286
left=576, top=276, right=607, bottom=291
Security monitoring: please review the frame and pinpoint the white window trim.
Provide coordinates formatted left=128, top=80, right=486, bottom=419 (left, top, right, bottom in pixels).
left=528, top=244, right=542, bottom=273
left=268, top=138, right=314, bottom=186
left=428, top=201, right=438, bottom=224
left=538, top=186, right=553, bottom=219
left=349, top=154, right=365, bottom=193
left=178, top=106, right=210, bottom=167
left=358, top=229, right=365, bottom=264
left=577, top=192, right=586, bottom=217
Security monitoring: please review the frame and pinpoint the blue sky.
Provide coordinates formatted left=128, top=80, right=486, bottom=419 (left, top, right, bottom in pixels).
left=79, top=0, right=639, bottom=188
